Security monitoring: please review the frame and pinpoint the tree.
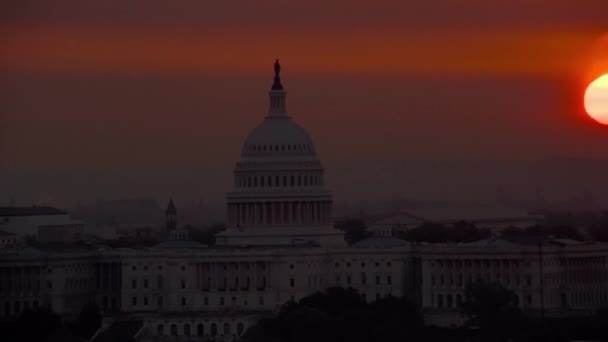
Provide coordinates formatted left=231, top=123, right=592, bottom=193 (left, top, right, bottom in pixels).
left=369, top=296, right=424, bottom=342
left=334, top=219, right=370, bottom=244
left=401, top=221, right=490, bottom=243
left=72, top=302, right=102, bottom=338
left=13, top=307, right=63, bottom=341
left=461, top=281, right=526, bottom=342
left=243, top=287, right=422, bottom=342
left=189, top=224, right=226, bottom=245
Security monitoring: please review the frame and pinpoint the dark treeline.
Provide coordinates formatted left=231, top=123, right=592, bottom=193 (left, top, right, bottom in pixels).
left=0, top=302, right=101, bottom=342
left=241, top=287, right=423, bottom=342
left=335, top=216, right=607, bottom=245
left=242, top=284, right=608, bottom=342
left=399, top=221, right=492, bottom=243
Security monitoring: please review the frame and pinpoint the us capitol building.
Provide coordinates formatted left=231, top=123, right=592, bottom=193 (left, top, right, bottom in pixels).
left=1, top=61, right=608, bottom=341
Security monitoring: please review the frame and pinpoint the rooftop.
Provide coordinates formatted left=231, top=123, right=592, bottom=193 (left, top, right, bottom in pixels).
left=152, top=240, right=207, bottom=250
left=0, top=206, right=68, bottom=217
left=354, top=237, right=409, bottom=249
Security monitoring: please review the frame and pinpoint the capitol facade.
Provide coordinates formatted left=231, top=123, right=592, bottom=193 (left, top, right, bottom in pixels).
left=1, top=62, right=608, bottom=341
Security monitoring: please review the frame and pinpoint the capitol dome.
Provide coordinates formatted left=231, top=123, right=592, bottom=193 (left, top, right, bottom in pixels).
left=218, top=60, right=346, bottom=248
left=241, top=117, right=316, bottom=157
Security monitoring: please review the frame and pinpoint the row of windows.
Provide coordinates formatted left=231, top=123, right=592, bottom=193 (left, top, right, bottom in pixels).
left=245, top=143, right=312, bottom=153
left=131, top=295, right=265, bottom=308
left=432, top=259, right=527, bottom=269
left=334, top=274, right=393, bottom=286
left=156, top=321, right=245, bottom=338
left=335, top=261, right=392, bottom=268
left=433, top=293, right=531, bottom=309
left=236, top=173, right=322, bottom=188
left=431, top=273, right=532, bottom=288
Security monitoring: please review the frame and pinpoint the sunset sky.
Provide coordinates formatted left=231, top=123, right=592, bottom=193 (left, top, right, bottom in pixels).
left=1, top=0, right=608, bottom=206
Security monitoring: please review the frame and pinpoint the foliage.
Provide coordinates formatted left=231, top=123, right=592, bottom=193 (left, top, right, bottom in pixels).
left=188, top=223, right=226, bottom=245
left=334, top=219, right=370, bottom=244
left=241, top=287, right=423, bottom=342
left=400, top=221, right=491, bottom=243
left=71, top=302, right=102, bottom=339
left=461, top=281, right=526, bottom=342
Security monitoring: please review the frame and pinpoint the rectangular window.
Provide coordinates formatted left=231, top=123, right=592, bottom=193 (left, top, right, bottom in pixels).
left=132, top=279, right=137, bottom=289
left=158, top=296, right=163, bottom=308
left=181, top=297, right=186, bottom=306
left=290, top=278, right=295, bottom=288
left=132, top=297, right=137, bottom=306
left=144, top=279, right=148, bottom=289
left=387, top=275, right=392, bottom=285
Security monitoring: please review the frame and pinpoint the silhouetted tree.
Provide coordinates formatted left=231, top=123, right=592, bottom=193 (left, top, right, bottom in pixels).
left=242, top=287, right=422, bottom=342
left=402, top=221, right=489, bottom=243
left=189, top=224, right=226, bottom=245
left=13, top=307, right=63, bottom=341
left=72, top=302, right=102, bottom=338
left=461, top=281, right=526, bottom=342
left=334, top=219, right=370, bottom=244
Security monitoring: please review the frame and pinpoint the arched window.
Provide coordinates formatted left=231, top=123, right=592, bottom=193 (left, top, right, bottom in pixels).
left=184, top=324, right=190, bottom=336
left=223, top=323, right=230, bottom=335
left=211, top=323, right=217, bottom=336
left=197, top=323, right=204, bottom=336
left=157, top=324, right=164, bottom=336
left=237, top=322, right=244, bottom=335
left=170, top=324, right=177, bottom=336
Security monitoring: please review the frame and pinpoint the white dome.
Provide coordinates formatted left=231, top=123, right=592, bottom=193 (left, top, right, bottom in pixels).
left=241, top=116, right=317, bottom=157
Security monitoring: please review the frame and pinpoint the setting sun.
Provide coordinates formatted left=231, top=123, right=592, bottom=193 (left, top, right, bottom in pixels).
left=585, top=74, right=608, bottom=125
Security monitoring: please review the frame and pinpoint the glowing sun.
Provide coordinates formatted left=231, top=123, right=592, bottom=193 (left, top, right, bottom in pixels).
left=585, top=74, right=608, bottom=125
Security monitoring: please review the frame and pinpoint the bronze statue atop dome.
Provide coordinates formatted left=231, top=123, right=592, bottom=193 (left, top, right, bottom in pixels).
left=272, top=58, right=283, bottom=90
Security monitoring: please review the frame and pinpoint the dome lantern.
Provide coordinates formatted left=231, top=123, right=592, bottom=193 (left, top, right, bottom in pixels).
left=268, top=59, right=287, bottom=117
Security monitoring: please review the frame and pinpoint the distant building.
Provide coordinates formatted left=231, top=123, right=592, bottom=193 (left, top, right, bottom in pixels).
left=0, top=206, right=84, bottom=242
left=368, top=204, right=544, bottom=234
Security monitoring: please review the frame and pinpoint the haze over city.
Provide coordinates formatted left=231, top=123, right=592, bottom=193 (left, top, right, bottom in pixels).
left=2, top=0, right=608, bottom=208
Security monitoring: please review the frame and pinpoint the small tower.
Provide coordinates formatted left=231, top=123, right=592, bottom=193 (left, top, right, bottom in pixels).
left=166, top=198, right=177, bottom=230
left=166, top=198, right=189, bottom=241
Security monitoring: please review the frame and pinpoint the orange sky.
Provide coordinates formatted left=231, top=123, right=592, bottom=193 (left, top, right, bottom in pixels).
left=0, top=25, right=601, bottom=78
left=2, top=0, right=608, bottom=205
